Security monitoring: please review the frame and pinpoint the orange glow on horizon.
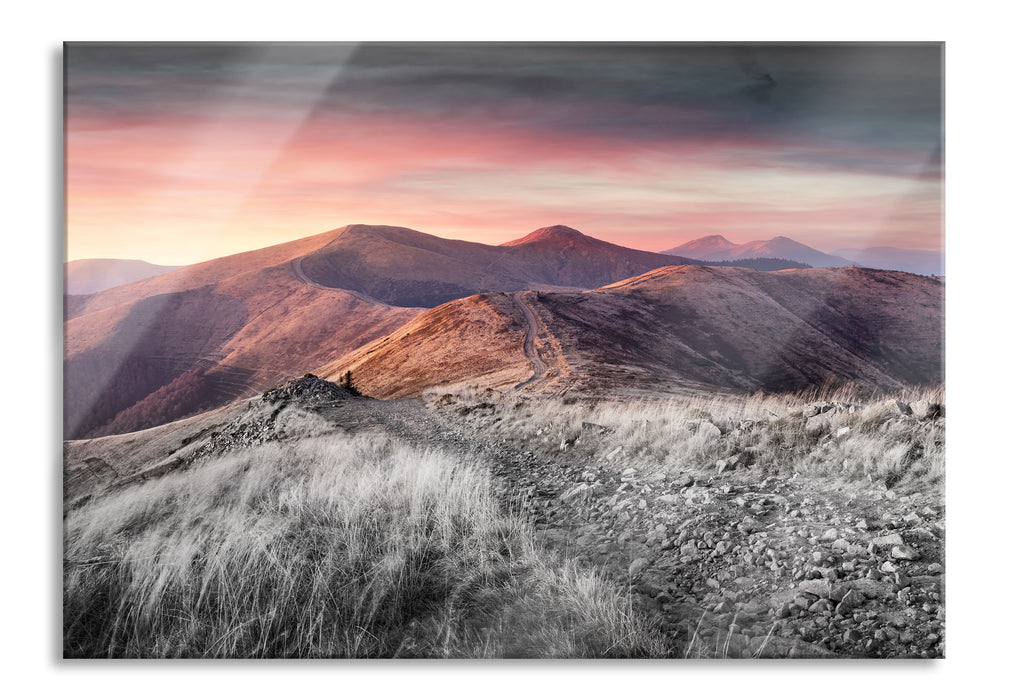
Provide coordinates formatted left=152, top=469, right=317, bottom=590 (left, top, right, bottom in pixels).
left=66, top=110, right=943, bottom=266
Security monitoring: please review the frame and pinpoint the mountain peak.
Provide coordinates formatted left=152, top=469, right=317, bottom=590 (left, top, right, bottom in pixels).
left=500, top=225, right=590, bottom=247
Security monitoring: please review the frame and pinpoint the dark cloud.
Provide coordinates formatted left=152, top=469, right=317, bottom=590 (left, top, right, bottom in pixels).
left=66, top=42, right=943, bottom=168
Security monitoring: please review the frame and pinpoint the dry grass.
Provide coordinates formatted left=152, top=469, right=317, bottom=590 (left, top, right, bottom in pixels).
left=64, top=432, right=669, bottom=658
left=425, top=384, right=945, bottom=490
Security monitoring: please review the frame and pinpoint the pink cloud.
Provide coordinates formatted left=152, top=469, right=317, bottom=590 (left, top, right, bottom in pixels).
left=66, top=109, right=942, bottom=264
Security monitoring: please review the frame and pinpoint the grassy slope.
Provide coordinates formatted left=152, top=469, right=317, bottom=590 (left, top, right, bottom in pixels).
left=426, top=384, right=945, bottom=491
left=64, top=429, right=668, bottom=658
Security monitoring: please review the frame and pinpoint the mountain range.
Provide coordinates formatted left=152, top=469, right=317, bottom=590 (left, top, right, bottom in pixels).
left=662, top=234, right=943, bottom=275
left=64, top=224, right=944, bottom=439
left=296, top=224, right=731, bottom=307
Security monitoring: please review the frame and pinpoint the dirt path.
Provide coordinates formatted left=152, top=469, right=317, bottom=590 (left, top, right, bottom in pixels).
left=513, top=292, right=547, bottom=388
left=289, top=257, right=392, bottom=307
left=289, top=257, right=329, bottom=290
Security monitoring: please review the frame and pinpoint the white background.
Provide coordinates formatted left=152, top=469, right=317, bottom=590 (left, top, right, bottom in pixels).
left=3, top=1, right=1004, bottom=696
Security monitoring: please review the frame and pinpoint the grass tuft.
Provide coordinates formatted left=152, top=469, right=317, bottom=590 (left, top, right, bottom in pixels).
left=64, top=433, right=668, bottom=658
left=427, top=384, right=944, bottom=489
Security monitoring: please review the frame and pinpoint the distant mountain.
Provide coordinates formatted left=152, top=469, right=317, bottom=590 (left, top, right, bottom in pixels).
left=321, top=265, right=943, bottom=399
left=64, top=258, right=180, bottom=294
left=663, top=234, right=740, bottom=260
left=831, top=246, right=943, bottom=276
left=663, top=235, right=855, bottom=268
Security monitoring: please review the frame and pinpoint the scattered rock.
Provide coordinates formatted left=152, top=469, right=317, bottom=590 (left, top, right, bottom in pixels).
left=910, top=401, right=944, bottom=420
left=836, top=589, right=865, bottom=616
left=892, top=545, right=920, bottom=561
left=871, top=533, right=905, bottom=548
left=809, top=598, right=834, bottom=615
left=887, top=399, right=913, bottom=416
left=559, top=482, right=596, bottom=503
left=694, top=421, right=722, bottom=442
left=628, top=557, right=650, bottom=577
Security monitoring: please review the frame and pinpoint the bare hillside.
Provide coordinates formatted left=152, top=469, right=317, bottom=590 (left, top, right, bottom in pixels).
left=298, top=224, right=703, bottom=307
left=65, top=259, right=421, bottom=439
left=62, top=223, right=725, bottom=438
left=323, top=266, right=943, bottom=398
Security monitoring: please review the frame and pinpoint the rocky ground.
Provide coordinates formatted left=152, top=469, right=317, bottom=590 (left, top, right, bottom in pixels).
left=494, top=451, right=944, bottom=658
left=66, top=377, right=944, bottom=658
left=378, top=394, right=946, bottom=659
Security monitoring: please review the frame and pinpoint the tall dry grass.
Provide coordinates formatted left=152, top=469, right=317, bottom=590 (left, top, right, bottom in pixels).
left=64, top=432, right=669, bottom=658
left=426, top=384, right=945, bottom=489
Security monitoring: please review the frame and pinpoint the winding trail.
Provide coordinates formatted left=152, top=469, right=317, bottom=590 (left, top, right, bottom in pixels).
left=513, top=292, right=547, bottom=389
left=289, top=257, right=392, bottom=307
left=290, top=257, right=328, bottom=290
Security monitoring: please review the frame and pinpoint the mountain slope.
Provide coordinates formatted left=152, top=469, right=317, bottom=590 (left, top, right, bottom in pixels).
left=318, top=293, right=533, bottom=399
left=298, top=224, right=703, bottom=307
left=500, top=225, right=706, bottom=288
left=64, top=233, right=422, bottom=439
left=663, top=235, right=854, bottom=268
left=65, top=258, right=181, bottom=294
left=65, top=228, right=342, bottom=322
left=62, top=222, right=716, bottom=439
left=321, top=266, right=942, bottom=398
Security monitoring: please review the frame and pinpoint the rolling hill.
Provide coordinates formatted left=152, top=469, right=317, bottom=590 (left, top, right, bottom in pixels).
left=64, top=229, right=423, bottom=439
left=321, top=265, right=943, bottom=399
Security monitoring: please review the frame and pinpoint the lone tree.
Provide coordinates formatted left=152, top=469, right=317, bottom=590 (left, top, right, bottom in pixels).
left=337, top=370, right=361, bottom=396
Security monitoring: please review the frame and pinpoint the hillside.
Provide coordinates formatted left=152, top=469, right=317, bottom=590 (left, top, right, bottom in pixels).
left=297, top=224, right=703, bottom=307
left=322, top=266, right=943, bottom=398
left=63, top=223, right=938, bottom=440
left=64, top=258, right=181, bottom=294
left=65, top=223, right=809, bottom=439
left=64, top=228, right=342, bottom=321
left=64, top=239, right=422, bottom=439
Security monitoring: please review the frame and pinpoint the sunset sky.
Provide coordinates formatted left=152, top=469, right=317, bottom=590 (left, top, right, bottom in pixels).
left=65, top=42, right=943, bottom=266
